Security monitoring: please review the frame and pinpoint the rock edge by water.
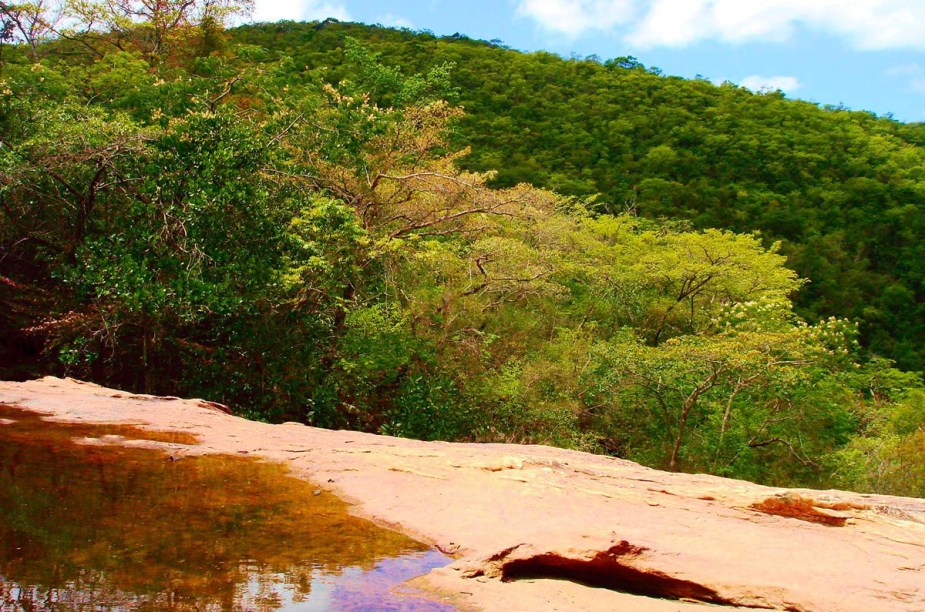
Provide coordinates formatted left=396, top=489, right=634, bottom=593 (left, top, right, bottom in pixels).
left=2, top=377, right=923, bottom=611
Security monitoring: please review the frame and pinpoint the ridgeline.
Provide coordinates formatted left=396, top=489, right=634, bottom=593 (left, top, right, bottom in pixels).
left=234, top=20, right=925, bottom=372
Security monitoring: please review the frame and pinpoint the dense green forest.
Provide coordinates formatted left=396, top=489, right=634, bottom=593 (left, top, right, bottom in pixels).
left=0, top=3, right=923, bottom=496
left=233, top=21, right=925, bottom=374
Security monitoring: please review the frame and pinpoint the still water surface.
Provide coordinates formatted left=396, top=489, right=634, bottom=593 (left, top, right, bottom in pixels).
left=0, top=405, right=452, bottom=610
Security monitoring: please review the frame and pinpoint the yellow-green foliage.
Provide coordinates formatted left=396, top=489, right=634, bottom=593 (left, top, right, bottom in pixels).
left=0, top=14, right=921, bottom=493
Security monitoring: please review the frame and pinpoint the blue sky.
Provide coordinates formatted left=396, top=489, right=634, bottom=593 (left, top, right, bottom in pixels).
left=250, top=1, right=925, bottom=123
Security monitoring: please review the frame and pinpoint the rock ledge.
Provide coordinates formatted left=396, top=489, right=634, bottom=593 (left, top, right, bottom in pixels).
left=2, top=377, right=923, bottom=611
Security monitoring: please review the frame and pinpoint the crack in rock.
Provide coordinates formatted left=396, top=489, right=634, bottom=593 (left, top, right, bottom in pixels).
left=491, top=541, right=794, bottom=609
left=750, top=494, right=849, bottom=527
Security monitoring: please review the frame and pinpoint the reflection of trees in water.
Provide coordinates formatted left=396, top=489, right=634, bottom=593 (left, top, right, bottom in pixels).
left=3, top=553, right=453, bottom=611
left=1, top=574, right=185, bottom=610
left=0, top=407, right=437, bottom=610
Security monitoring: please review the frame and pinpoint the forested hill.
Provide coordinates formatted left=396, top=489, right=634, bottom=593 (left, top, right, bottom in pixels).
left=2, top=7, right=924, bottom=496
left=233, top=20, right=925, bottom=372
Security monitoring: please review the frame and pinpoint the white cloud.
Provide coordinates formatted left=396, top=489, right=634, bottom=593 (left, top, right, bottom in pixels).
left=911, top=79, right=925, bottom=95
left=377, top=13, right=414, bottom=29
left=740, top=75, right=801, bottom=93
left=515, top=0, right=637, bottom=37
left=252, top=0, right=351, bottom=23
left=628, top=0, right=804, bottom=47
left=517, top=0, right=925, bottom=50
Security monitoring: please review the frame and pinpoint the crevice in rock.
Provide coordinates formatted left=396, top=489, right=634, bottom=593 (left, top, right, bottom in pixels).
left=487, top=544, right=526, bottom=562
left=498, top=544, right=768, bottom=608
left=750, top=495, right=848, bottom=527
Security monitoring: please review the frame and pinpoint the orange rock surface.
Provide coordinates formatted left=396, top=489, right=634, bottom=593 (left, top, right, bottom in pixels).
left=2, top=377, right=923, bottom=611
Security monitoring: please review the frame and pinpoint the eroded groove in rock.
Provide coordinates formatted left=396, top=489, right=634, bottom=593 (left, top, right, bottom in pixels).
left=499, top=545, right=753, bottom=607
left=751, top=495, right=848, bottom=527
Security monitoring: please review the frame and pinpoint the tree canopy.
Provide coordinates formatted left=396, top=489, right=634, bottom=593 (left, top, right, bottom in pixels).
left=231, top=20, right=925, bottom=372
left=1, top=12, right=923, bottom=496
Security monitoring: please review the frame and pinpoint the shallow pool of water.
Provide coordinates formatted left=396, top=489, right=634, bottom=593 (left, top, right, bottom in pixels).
left=0, top=404, right=452, bottom=610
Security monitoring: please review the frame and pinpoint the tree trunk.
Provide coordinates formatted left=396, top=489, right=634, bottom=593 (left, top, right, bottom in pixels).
left=142, top=327, right=154, bottom=394
left=668, top=401, right=692, bottom=471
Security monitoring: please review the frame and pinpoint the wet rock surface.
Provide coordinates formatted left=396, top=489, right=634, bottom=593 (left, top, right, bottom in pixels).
left=2, top=377, right=923, bottom=611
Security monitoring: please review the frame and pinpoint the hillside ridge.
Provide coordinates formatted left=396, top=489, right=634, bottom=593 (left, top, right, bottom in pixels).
left=232, top=19, right=925, bottom=370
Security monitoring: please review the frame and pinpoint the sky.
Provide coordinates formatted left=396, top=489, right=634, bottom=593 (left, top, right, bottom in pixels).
left=249, top=0, right=925, bottom=123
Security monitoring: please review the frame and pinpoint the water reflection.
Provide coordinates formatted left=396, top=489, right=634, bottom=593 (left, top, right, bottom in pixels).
left=0, top=405, right=452, bottom=610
